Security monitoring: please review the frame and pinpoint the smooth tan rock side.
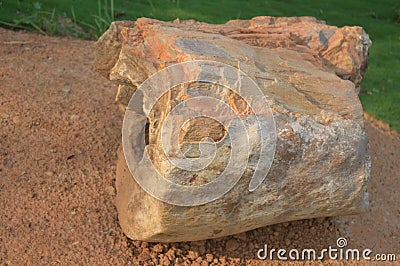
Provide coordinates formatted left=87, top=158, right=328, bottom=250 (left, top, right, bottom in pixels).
left=95, top=17, right=371, bottom=242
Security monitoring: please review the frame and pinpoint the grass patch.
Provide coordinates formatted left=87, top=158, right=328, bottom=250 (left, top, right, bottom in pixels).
left=0, top=0, right=399, bottom=131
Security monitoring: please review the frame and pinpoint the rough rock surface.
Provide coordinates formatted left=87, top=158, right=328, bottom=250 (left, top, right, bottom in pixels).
left=94, top=17, right=371, bottom=242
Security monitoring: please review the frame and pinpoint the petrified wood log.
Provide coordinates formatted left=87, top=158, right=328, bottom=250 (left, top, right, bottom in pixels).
left=95, top=16, right=371, bottom=242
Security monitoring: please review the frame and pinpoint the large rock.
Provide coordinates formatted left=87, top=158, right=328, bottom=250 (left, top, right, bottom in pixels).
left=95, top=17, right=371, bottom=242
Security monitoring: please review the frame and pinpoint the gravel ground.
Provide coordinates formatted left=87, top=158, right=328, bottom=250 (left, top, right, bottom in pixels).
left=0, top=28, right=399, bottom=265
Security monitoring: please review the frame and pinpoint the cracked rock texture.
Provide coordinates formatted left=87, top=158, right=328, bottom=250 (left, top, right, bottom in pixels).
left=94, top=17, right=371, bottom=242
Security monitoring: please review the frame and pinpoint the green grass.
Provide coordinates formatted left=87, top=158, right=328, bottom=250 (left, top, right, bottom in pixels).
left=0, top=0, right=399, bottom=132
